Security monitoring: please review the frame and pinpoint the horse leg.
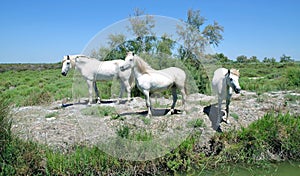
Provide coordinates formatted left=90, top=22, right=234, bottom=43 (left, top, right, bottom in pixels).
left=117, top=80, right=125, bottom=104
left=125, top=81, right=131, bottom=102
left=225, top=93, right=232, bottom=124
left=216, top=97, right=223, bottom=128
left=180, top=87, right=186, bottom=114
left=93, top=81, right=101, bottom=104
left=122, top=80, right=131, bottom=102
left=86, top=80, right=94, bottom=105
left=167, top=86, right=177, bottom=115
left=143, top=89, right=152, bottom=117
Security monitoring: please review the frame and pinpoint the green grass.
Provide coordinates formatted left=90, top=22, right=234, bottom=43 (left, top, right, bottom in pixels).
left=45, top=112, right=59, bottom=119
left=187, top=118, right=205, bottom=128
left=1, top=63, right=300, bottom=175
left=0, top=69, right=73, bottom=106
left=81, top=106, right=117, bottom=117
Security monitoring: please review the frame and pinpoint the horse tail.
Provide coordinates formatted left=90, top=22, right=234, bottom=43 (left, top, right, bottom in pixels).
left=184, top=76, right=188, bottom=95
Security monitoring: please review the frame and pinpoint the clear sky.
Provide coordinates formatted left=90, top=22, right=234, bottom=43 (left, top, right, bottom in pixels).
left=0, top=0, right=299, bottom=63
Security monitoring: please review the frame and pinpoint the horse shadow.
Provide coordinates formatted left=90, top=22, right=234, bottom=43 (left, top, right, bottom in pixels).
left=61, top=99, right=131, bottom=108
left=119, top=108, right=182, bottom=117
left=203, top=104, right=225, bottom=132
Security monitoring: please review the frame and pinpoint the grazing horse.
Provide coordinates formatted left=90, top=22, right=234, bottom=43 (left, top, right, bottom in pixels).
left=212, top=68, right=241, bottom=131
left=61, top=55, right=134, bottom=105
left=120, top=52, right=187, bottom=117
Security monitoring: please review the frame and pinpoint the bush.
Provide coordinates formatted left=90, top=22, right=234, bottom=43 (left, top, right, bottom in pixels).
left=285, top=67, right=300, bottom=87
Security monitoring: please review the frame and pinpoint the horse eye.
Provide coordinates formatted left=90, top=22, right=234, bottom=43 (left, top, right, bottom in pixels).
left=230, top=78, right=233, bottom=81
left=67, top=62, right=70, bottom=65
left=129, top=59, right=133, bottom=61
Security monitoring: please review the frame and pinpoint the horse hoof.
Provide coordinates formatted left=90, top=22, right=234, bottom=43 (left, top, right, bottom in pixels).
left=221, top=118, right=230, bottom=124
left=216, top=126, right=223, bottom=133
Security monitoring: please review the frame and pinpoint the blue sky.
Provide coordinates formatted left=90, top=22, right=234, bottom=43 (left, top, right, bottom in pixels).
left=0, top=0, right=299, bottom=63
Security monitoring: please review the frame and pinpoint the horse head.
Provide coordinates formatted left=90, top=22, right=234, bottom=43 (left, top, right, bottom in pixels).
left=61, top=55, right=72, bottom=76
left=226, top=69, right=241, bottom=94
left=120, top=52, right=135, bottom=72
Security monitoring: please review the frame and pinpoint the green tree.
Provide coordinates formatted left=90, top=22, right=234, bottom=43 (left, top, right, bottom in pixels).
left=263, top=57, right=276, bottom=63
left=213, top=53, right=230, bottom=63
left=177, top=9, right=224, bottom=60
left=280, top=54, right=294, bottom=63
left=156, top=34, right=175, bottom=55
left=236, top=55, right=248, bottom=63
left=127, top=8, right=156, bottom=53
left=249, top=56, right=260, bottom=63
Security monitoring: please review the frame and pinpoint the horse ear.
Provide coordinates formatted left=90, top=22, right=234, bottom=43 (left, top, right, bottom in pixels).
left=227, top=69, right=230, bottom=76
left=67, top=55, right=70, bottom=60
left=132, top=52, right=135, bottom=56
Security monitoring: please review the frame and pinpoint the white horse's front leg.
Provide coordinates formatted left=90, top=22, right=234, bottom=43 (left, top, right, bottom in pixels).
left=125, top=81, right=131, bottom=102
left=87, top=80, right=94, bottom=105
left=217, top=97, right=223, bottom=126
left=225, top=93, right=232, bottom=124
left=117, top=80, right=125, bottom=104
left=143, top=89, right=152, bottom=117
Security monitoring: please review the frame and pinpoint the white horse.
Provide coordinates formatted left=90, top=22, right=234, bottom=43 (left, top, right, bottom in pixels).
left=61, top=55, right=134, bottom=105
left=212, top=68, right=241, bottom=131
left=120, top=52, right=187, bottom=117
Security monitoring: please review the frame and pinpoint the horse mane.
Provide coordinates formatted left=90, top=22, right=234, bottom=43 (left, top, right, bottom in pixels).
left=62, top=55, right=87, bottom=67
left=230, top=68, right=240, bottom=77
left=134, top=55, right=154, bottom=74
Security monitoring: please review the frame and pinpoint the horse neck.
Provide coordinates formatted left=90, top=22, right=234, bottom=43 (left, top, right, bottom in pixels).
left=134, top=57, right=153, bottom=75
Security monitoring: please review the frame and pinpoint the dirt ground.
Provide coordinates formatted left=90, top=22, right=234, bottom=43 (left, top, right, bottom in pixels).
left=11, top=90, right=299, bottom=160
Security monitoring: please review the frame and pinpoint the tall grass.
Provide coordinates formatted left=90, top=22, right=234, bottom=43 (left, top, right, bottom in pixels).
left=0, top=69, right=73, bottom=106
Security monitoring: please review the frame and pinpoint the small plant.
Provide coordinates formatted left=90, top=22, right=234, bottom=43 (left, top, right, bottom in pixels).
left=116, top=125, right=130, bottom=139
left=285, top=93, right=300, bottom=102
left=230, top=113, right=239, bottom=120
left=187, top=118, right=205, bottom=128
left=81, top=106, right=117, bottom=118
left=45, top=112, right=59, bottom=119
left=139, top=115, right=151, bottom=125
left=130, top=129, right=153, bottom=141
left=199, top=100, right=211, bottom=107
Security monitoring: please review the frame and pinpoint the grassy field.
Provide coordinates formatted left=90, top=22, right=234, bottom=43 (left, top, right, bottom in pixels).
left=0, top=62, right=299, bottom=106
left=0, top=62, right=299, bottom=175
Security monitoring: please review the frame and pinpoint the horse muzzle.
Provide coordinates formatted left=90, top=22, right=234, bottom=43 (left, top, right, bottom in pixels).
left=120, top=64, right=130, bottom=72
left=61, top=72, right=67, bottom=76
left=234, top=88, right=241, bottom=94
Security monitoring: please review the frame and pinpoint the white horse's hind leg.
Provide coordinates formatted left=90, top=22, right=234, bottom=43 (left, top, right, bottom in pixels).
left=180, top=87, right=187, bottom=115
left=143, top=89, right=152, bottom=117
left=93, top=81, right=101, bottom=104
left=167, top=86, right=177, bottom=115
left=87, top=80, right=94, bottom=105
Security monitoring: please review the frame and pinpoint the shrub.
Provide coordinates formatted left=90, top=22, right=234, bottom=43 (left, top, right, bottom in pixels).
left=285, top=67, right=300, bottom=88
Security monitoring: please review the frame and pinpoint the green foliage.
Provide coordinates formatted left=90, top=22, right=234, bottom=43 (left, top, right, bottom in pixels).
left=187, top=118, right=205, bottom=128
left=219, top=113, right=300, bottom=163
left=0, top=98, right=11, bottom=152
left=116, top=125, right=130, bottom=139
left=81, top=106, right=117, bottom=117
left=45, top=112, right=59, bottom=119
left=0, top=68, right=72, bottom=106
left=223, top=62, right=300, bottom=93
left=284, top=67, right=300, bottom=87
